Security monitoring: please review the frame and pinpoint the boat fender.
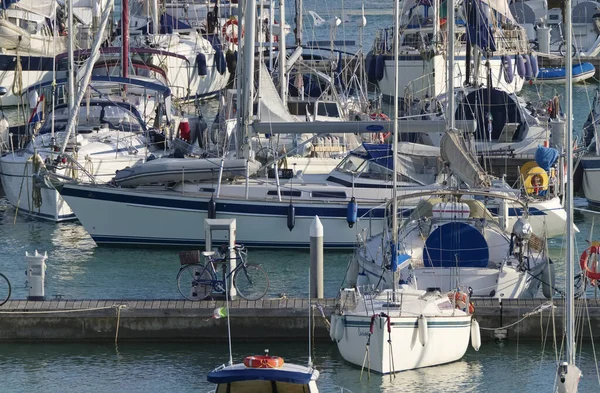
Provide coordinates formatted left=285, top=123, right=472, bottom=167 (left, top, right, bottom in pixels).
left=366, top=52, right=378, bottom=81
left=375, top=54, right=385, bottom=81
left=418, top=315, right=428, bottom=346
left=580, top=245, right=600, bottom=280
left=208, top=197, right=217, bottom=219
left=541, top=259, right=555, bottom=299
left=244, top=355, right=284, bottom=368
left=524, top=55, right=533, bottom=79
left=501, top=55, right=514, bottom=84
left=334, top=315, right=345, bottom=341
left=516, top=55, right=526, bottom=78
left=529, top=54, right=539, bottom=78
left=346, top=197, right=358, bottom=228
left=287, top=203, right=295, bottom=231
left=329, top=314, right=338, bottom=341
left=225, top=50, right=237, bottom=74
left=179, top=120, right=191, bottom=142
left=196, top=53, right=207, bottom=76
left=471, top=319, right=481, bottom=351
left=214, top=49, right=227, bottom=75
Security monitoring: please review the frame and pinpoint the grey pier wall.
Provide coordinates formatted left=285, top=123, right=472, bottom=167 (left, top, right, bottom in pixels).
left=0, top=298, right=599, bottom=342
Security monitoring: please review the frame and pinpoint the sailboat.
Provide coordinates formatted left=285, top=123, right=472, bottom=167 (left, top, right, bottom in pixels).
left=556, top=0, right=582, bottom=390
left=331, top=0, right=476, bottom=375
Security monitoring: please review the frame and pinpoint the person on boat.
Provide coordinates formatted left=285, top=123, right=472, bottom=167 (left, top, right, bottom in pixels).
left=531, top=174, right=547, bottom=196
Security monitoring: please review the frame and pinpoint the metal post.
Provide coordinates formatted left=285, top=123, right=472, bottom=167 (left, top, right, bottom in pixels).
left=310, top=216, right=323, bottom=298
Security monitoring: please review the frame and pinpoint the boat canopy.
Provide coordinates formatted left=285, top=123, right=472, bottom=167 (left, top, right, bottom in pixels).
left=455, top=88, right=525, bottom=143
left=334, top=143, right=441, bottom=185
left=207, top=368, right=313, bottom=385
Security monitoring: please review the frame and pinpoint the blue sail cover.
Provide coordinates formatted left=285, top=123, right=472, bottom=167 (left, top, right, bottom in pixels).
left=355, top=143, right=394, bottom=170
left=534, top=146, right=559, bottom=170
left=423, top=222, right=489, bottom=268
left=2, top=0, right=18, bottom=9
left=465, top=0, right=497, bottom=52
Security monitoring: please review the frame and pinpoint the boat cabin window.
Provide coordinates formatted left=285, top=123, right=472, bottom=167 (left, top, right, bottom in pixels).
left=315, top=102, right=340, bottom=118
left=216, top=381, right=310, bottom=393
left=312, top=191, right=346, bottom=199
left=267, top=190, right=301, bottom=197
left=337, top=155, right=366, bottom=174
left=39, top=104, right=143, bottom=134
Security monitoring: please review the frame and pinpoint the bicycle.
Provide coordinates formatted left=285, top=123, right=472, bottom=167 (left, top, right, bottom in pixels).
left=176, top=244, right=270, bottom=301
left=0, top=273, right=11, bottom=306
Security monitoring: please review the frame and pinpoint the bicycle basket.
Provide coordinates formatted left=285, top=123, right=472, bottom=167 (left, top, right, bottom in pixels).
left=179, top=250, right=200, bottom=265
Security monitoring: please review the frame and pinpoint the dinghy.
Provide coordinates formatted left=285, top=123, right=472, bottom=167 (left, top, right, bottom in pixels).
left=532, top=62, right=595, bottom=84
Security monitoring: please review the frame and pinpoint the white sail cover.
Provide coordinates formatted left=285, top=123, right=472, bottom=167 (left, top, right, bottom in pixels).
left=11, top=0, right=57, bottom=18
left=440, top=131, right=491, bottom=188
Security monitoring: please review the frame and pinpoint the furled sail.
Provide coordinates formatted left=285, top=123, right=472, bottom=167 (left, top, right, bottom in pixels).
left=440, top=130, right=491, bottom=188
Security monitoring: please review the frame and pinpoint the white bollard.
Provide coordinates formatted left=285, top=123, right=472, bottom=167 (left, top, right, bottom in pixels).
left=25, top=250, right=47, bottom=300
left=310, top=216, right=324, bottom=298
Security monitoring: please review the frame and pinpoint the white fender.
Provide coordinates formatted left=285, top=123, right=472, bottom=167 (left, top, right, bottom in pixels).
left=418, top=315, right=428, bottom=346
left=333, top=315, right=345, bottom=342
left=471, top=319, right=481, bottom=351
left=329, top=314, right=338, bottom=341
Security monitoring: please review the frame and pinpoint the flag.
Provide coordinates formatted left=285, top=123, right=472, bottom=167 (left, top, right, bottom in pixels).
left=212, top=307, right=227, bottom=319
left=29, top=94, right=45, bottom=124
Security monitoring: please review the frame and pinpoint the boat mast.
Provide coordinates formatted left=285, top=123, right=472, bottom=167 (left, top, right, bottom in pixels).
left=67, top=0, right=75, bottom=113
left=122, top=0, right=129, bottom=79
left=242, top=0, right=257, bottom=158
left=279, top=0, right=287, bottom=106
left=447, top=0, right=455, bottom=131
left=564, top=0, right=575, bottom=368
left=557, top=0, right=581, bottom=391
left=392, top=0, right=399, bottom=292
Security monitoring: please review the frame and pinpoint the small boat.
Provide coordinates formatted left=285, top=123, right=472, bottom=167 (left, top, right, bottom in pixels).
left=332, top=287, right=475, bottom=374
left=207, top=353, right=320, bottom=392
left=532, top=62, right=596, bottom=84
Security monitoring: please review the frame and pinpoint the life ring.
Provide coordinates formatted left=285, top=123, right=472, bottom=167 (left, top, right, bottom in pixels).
left=244, top=355, right=285, bottom=368
left=580, top=245, right=600, bottom=280
left=222, top=19, right=243, bottom=45
left=370, top=113, right=391, bottom=142
left=448, top=291, right=473, bottom=313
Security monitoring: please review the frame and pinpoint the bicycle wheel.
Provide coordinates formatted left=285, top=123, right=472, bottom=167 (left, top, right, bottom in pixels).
left=0, top=273, right=11, bottom=306
left=233, top=264, right=269, bottom=301
left=177, top=264, right=213, bottom=301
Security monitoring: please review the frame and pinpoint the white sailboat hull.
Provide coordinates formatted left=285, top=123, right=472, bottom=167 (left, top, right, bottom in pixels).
left=58, top=181, right=568, bottom=247
left=337, top=314, right=471, bottom=374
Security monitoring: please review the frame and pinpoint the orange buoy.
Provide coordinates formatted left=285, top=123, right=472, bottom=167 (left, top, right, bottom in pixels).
left=580, top=245, right=600, bottom=280
left=244, top=355, right=285, bottom=369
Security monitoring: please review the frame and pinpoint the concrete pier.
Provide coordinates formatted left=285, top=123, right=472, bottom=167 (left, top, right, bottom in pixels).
left=0, top=298, right=599, bottom=342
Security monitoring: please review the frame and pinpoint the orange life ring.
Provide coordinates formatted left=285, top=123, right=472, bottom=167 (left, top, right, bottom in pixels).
left=580, top=246, right=600, bottom=280
left=370, top=113, right=391, bottom=142
left=222, top=19, right=243, bottom=45
left=448, top=291, right=470, bottom=310
left=244, top=355, right=285, bottom=368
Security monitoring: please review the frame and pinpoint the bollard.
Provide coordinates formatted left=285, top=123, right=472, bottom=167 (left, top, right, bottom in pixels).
left=310, top=216, right=324, bottom=298
left=25, top=250, right=47, bottom=300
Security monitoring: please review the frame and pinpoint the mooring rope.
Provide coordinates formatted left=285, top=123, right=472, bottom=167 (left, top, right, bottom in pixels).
left=479, top=302, right=555, bottom=331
